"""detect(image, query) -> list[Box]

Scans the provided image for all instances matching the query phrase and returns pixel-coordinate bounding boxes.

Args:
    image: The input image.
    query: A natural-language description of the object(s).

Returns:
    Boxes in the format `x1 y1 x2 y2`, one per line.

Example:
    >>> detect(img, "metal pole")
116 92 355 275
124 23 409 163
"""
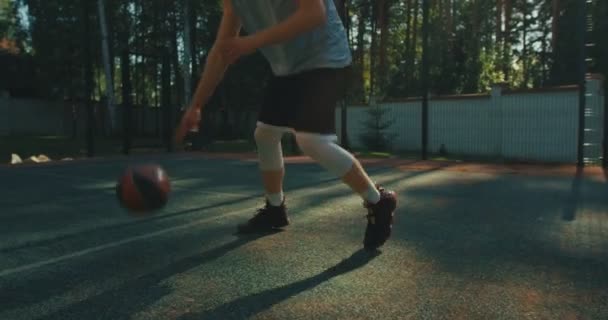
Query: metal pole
83 1 95 157
97 0 116 134
341 101 349 150
602 78 608 168
421 0 430 160
340 0 350 150
161 49 173 153
576 0 587 167
121 49 132 155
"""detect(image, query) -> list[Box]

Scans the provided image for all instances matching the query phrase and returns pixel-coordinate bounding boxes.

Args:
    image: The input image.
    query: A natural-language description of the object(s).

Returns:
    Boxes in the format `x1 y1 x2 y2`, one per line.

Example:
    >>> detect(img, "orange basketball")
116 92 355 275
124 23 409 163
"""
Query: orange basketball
116 164 171 215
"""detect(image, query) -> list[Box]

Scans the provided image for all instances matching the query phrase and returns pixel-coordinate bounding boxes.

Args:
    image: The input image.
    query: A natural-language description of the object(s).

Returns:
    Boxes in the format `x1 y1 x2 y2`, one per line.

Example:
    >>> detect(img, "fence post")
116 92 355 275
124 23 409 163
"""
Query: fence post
161 48 173 153
340 100 349 150
121 49 132 155
576 0 588 167
491 83 506 161
420 0 430 160
82 0 95 157
600 77 608 168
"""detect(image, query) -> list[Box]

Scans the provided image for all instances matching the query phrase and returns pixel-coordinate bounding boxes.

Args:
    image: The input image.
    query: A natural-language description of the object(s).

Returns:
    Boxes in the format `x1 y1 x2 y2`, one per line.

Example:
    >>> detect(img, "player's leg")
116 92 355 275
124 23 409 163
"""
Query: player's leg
294 132 397 250
254 122 287 206
293 132 380 203
291 67 398 250
237 76 294 234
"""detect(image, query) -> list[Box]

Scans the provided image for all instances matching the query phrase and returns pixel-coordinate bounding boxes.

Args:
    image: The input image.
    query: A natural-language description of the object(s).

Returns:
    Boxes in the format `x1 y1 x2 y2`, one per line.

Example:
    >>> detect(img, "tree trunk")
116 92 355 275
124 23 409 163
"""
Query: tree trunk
82 0 95 156
497 0 503 44
183 0 193 106
503 0 513 81
369 0 378 100
448 0 454 36
468 0 481 92
522 1 529 88
189 0 198 86
552 0 560 51
409 0 420 94
377 0 390 93
421 0 430 159
355 2 368 99
541 18 549 85
343 0 351 44
171 7 183 107
97 0 116 133
404 0 412 92
153 0 161 136
496 0 503 68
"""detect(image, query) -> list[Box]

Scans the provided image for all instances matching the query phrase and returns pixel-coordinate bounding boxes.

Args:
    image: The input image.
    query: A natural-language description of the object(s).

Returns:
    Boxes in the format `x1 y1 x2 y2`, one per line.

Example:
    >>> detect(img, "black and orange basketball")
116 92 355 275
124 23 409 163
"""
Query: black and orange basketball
116 164 171 215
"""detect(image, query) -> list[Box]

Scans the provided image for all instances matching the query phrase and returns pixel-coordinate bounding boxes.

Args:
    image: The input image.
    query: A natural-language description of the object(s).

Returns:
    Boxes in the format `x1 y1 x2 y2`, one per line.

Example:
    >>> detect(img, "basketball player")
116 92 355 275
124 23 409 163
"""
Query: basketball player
175 0 397 250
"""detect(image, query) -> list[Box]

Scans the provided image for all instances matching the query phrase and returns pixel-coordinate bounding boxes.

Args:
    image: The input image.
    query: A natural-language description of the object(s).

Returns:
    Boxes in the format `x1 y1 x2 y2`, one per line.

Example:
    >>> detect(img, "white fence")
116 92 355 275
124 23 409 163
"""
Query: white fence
1 78 605 163
336 78 605 163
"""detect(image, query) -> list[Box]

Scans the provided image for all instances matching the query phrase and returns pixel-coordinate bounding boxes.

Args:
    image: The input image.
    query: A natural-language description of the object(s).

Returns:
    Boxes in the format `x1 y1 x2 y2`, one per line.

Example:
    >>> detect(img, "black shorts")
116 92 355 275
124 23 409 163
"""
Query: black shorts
258 66 351 134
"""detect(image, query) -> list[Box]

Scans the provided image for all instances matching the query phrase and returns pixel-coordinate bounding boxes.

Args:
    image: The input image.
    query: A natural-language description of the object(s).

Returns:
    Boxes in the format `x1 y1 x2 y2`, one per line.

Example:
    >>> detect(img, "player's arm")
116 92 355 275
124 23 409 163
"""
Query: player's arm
190 0 241 112
174 0 241 144
248 0 327 49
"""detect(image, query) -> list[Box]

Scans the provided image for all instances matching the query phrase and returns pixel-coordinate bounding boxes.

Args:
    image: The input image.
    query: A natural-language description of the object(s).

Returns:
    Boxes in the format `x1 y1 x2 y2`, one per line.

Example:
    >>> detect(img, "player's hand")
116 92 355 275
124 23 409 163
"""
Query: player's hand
174 107 201 145
217 36 257 65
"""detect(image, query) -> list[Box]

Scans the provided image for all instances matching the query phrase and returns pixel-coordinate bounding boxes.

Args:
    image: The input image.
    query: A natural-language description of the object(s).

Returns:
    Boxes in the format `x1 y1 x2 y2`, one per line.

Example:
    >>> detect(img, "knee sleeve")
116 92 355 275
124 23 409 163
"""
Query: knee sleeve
295 132 355 177
254 123 286 171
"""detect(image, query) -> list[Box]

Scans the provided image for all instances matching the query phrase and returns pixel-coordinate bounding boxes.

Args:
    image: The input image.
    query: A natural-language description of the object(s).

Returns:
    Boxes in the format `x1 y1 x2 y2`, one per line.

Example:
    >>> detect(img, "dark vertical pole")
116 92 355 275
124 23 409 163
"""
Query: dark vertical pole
83 1 95 157
340 0 350 150
121 49 132 155
576 0 587 167
603 1 608 168
421 0 430 160
602 78 608 168
162 49 173 152
341 101 349 150
604 78 608 168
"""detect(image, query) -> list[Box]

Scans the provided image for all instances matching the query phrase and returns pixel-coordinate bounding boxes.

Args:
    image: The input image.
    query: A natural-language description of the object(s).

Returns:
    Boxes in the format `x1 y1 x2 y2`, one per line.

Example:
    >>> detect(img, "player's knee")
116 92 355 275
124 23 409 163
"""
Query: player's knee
294 132 324 157
295 132 355 177
254 125 283 146
254 125 285 171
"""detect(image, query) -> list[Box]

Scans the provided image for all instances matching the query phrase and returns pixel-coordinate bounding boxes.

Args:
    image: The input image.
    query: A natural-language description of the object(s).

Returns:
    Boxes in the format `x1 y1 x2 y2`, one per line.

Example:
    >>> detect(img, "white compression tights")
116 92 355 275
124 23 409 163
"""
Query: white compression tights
254 122 381 204
254 123 355 177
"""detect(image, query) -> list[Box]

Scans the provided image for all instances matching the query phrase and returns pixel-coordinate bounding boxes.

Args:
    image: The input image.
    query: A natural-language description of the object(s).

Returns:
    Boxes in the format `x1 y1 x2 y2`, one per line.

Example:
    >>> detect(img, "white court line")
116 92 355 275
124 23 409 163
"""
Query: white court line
13 170 255 198
0 179 349 278
0 170 413 279
0 207 251 278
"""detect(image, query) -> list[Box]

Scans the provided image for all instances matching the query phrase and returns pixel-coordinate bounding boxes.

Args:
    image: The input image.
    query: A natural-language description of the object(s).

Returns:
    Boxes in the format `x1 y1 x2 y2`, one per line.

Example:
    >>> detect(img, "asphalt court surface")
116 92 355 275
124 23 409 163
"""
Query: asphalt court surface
1 154 607 319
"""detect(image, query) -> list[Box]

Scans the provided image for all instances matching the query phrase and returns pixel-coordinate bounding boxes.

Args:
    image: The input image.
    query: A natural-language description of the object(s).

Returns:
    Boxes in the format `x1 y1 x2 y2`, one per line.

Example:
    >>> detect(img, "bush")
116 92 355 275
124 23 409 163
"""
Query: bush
358 101 396 152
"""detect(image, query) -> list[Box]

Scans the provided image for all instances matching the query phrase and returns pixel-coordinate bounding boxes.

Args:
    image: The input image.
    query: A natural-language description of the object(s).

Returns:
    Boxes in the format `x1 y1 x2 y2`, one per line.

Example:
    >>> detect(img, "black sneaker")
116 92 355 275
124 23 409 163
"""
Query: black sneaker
363 186 397 250
237 199 290 234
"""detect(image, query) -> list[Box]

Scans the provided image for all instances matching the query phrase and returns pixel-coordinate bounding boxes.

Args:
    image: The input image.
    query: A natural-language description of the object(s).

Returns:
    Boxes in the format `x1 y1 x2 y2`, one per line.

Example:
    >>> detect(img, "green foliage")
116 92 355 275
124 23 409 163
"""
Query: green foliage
478 49 506 92
1 0 604 109
0 0 7 36
358 101 395 152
